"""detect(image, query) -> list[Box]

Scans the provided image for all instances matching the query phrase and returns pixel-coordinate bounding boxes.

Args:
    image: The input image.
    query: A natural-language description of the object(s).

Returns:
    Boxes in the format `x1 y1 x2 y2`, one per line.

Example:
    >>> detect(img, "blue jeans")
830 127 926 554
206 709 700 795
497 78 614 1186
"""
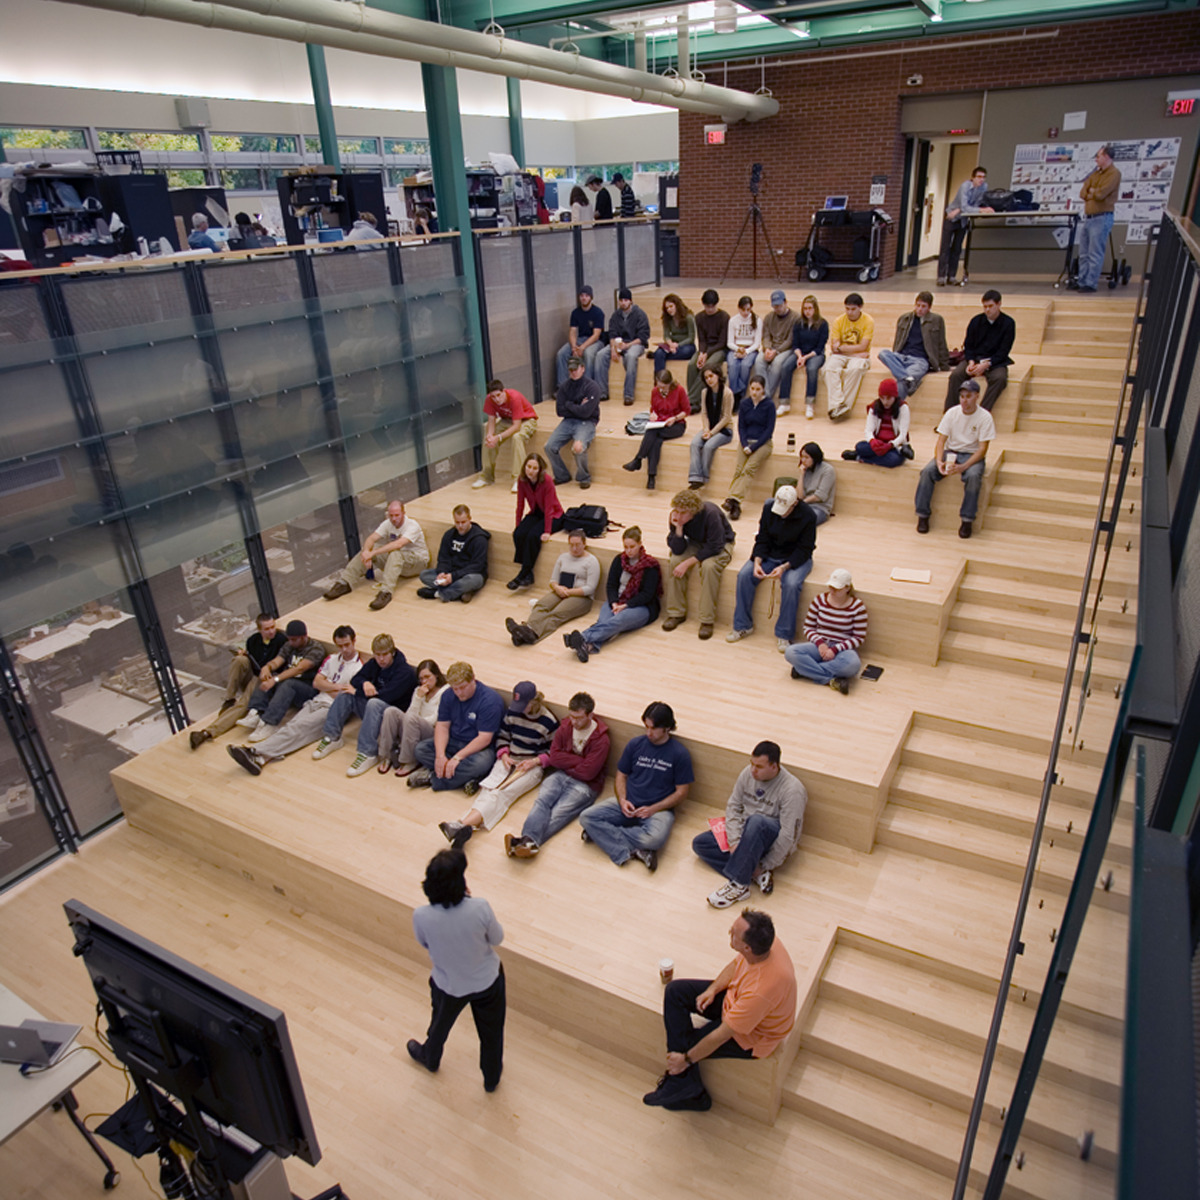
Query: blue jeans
248 678 317 726
754 351 798 403
414 736 497 792
727 351 758 397
579 796 674 866
854 439 904 468
545 418 596 484
322 690 390 753
653 342 695 374
556 340 603 387
1076 211 1113 289
418 567 485 601
688 427 732 484
594 343 644 402
799 353 825 400
785 641 861 683
521 773 599 845
692 814 781 886
915 450 985 522
877 350 930 399
581 601 652 648
732 556 812 640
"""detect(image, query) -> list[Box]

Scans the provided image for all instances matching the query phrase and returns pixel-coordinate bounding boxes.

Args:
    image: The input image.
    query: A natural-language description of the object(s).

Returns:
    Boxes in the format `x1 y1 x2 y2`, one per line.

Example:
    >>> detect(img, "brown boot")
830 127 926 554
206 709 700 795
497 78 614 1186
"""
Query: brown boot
369 590 392 610
323 580 352 600
189 729 212 750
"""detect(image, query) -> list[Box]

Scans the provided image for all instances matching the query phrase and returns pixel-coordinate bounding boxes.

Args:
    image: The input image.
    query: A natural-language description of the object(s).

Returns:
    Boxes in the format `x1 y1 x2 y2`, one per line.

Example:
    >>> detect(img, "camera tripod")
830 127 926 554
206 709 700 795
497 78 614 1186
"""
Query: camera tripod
720 200 784 285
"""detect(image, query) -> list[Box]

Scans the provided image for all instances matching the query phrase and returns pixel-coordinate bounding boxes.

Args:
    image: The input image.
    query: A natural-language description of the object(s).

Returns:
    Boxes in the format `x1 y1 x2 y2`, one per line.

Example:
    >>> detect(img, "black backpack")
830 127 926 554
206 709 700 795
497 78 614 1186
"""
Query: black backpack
981 188 1015 212
563 504 617 538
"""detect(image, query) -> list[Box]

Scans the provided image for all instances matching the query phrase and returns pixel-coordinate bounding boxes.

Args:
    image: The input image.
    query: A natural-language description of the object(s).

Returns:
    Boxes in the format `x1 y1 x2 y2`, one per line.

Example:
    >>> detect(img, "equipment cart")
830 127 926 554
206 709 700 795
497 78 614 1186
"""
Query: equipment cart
797 209 891 283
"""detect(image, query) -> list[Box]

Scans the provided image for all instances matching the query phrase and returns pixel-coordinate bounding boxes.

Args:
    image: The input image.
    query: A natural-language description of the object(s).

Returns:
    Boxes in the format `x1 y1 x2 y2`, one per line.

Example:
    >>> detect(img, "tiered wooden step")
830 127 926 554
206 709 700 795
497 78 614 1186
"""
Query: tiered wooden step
784 932 1121 1200
876 715 1130 908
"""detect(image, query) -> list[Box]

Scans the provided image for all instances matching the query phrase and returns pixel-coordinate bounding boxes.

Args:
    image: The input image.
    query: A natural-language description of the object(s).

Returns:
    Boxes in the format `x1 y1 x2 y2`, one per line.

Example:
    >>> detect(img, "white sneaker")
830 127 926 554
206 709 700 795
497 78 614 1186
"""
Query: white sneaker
756 869 774 895
725 627 753 643
346 753 378 777
776 638 790 653
311 736 343 760
707 880 750 908
471 478 491 489
511 481 520 493
247 722 273 743
235 711 260 730
776 404 790 416
805 404 815 419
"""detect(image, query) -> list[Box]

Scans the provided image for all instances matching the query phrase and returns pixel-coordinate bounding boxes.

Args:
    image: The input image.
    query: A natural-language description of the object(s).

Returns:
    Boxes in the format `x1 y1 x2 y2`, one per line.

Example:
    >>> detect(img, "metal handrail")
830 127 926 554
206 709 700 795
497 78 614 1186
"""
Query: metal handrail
950 234 1155 1198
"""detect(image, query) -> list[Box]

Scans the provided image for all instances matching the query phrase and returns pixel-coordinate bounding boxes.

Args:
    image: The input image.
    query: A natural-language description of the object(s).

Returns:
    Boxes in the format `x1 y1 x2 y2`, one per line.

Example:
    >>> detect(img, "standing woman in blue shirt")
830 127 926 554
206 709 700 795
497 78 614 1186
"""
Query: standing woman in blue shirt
408 849 506 1092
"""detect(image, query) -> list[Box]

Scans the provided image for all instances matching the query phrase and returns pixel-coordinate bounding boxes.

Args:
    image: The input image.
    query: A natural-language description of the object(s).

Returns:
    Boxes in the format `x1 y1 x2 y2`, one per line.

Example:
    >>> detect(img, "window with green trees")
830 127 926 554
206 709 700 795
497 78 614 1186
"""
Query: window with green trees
0 127 88 150
210 133 299 154
99 130 202 152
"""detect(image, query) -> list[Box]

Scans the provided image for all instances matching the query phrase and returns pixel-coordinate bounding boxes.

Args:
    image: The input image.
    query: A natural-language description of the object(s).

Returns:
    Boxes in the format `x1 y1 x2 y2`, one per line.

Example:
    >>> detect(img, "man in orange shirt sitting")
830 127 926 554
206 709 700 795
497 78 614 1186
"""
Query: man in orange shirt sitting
643 909 797 1110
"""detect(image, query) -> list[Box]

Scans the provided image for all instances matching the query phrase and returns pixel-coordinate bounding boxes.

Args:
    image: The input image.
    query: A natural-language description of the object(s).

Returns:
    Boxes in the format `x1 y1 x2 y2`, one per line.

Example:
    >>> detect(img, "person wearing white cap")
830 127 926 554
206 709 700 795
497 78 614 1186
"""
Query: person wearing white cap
784 569 868 693
726 485 817 652
821 293 874 420
437 681 558 849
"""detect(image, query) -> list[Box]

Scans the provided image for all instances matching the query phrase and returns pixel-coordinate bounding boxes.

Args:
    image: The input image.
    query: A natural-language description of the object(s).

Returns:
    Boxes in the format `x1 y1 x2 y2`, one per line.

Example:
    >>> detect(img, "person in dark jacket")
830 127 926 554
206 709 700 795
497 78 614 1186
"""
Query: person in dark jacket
687 289 730 413
726 485 818 651
595 288 651 405
613 172 637 218
564 527 662 662
544 357 603 488
589 175 614 221
943 290 1016 413
418 505 491 602
663 489 736 641
311 632 417 777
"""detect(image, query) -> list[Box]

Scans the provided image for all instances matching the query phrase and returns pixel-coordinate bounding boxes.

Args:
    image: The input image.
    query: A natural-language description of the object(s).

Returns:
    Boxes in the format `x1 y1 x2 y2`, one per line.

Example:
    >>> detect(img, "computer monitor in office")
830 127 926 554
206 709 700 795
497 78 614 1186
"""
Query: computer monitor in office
63 899 321 1168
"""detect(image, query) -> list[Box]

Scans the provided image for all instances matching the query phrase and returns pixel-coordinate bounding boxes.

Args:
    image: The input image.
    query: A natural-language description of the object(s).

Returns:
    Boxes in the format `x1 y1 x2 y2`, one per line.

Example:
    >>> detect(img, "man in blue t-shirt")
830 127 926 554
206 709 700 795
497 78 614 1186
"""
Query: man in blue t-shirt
579 701 693 871
411 661 505 792
554 284 606 387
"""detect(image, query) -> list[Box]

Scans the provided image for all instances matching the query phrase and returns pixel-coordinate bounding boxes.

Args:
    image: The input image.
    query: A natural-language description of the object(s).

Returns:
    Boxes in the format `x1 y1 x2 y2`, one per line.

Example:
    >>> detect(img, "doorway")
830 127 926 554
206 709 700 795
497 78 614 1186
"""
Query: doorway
898 137 980 272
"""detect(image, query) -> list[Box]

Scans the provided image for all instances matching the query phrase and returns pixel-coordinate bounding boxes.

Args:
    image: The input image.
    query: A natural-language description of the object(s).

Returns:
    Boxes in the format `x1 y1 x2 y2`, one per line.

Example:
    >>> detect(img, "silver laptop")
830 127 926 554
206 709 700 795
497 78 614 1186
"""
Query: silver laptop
0 1020 82 1067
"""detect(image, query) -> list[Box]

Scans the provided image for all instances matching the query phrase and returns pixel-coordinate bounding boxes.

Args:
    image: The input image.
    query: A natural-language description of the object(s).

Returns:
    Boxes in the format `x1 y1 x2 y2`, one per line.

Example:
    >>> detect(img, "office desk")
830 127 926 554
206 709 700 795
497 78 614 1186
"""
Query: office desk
0 984 118 1189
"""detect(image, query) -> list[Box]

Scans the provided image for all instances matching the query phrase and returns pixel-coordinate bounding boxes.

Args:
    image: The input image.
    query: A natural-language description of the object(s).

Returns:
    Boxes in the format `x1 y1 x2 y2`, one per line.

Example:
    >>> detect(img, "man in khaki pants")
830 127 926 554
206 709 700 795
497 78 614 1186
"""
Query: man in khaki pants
189 613 286 749
323 499 429 611
474 379 538 492
663 489 735 641
722 377 775 523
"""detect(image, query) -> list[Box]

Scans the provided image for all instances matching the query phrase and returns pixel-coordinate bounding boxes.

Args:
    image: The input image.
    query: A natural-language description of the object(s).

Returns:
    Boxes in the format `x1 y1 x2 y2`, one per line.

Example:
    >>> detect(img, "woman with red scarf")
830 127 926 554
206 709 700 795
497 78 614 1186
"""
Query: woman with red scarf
563 526 662 662
510 453 565 589
623 370 690 490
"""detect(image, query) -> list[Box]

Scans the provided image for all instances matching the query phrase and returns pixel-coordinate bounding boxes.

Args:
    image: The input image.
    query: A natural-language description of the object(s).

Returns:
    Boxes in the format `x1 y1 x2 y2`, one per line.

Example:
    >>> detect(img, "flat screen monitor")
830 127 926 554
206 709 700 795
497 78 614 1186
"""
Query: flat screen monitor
64 899 321 1167
823 195 849 211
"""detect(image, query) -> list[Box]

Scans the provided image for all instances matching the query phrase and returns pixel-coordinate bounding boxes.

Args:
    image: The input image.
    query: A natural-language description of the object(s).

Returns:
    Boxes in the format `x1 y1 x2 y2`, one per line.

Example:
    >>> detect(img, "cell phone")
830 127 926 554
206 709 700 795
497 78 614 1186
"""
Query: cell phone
860 664 884 681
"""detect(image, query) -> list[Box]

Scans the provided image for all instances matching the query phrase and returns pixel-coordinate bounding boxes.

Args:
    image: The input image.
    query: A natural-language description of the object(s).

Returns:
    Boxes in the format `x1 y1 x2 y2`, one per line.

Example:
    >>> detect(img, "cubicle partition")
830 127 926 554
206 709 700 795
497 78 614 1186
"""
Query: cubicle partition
0 236 478 886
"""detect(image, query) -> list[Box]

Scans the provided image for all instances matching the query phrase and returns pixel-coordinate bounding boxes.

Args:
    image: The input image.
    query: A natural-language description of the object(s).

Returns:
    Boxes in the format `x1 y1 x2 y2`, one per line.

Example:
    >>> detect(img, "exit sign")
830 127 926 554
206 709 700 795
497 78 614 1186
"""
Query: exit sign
704 124 727 145
1166 89 1200 117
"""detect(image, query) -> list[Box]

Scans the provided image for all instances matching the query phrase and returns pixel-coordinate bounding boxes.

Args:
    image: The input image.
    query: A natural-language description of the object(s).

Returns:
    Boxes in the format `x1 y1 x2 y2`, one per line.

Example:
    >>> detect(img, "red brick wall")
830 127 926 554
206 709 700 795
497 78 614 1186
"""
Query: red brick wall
679 11 1200 279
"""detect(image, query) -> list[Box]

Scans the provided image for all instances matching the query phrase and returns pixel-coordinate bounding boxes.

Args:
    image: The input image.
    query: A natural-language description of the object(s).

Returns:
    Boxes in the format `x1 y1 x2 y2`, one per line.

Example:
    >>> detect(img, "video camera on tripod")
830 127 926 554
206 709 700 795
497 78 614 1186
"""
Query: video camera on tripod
749 163 763 197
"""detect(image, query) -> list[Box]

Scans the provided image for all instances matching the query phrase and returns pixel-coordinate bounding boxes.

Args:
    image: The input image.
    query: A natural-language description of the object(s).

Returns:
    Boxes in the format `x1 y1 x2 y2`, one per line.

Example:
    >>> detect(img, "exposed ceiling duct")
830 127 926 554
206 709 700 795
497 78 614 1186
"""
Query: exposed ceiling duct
47 0 779 122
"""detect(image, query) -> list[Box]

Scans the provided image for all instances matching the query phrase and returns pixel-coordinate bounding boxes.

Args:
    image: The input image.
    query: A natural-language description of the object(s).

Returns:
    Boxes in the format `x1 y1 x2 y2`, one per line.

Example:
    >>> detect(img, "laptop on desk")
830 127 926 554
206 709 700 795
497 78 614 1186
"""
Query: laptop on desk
0 1020 82 1067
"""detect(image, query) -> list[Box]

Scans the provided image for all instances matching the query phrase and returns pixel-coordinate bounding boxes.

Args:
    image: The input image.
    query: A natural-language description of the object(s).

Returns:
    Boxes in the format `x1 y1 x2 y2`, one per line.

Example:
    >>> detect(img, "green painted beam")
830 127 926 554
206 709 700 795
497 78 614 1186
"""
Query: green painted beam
507 76 526 168
306 44 340 171
421 60 487 408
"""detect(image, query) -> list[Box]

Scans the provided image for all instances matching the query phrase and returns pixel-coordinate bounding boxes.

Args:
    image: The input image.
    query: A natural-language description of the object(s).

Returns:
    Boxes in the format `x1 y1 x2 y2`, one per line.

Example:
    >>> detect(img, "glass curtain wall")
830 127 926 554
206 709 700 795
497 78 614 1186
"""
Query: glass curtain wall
0 238 477 869
479 234 536 401
531 228 579 401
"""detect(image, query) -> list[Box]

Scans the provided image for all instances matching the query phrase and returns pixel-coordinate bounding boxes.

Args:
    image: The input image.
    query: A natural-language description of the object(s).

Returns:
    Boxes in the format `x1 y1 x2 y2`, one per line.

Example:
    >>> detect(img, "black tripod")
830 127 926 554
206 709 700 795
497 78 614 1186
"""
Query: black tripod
720 200 784 284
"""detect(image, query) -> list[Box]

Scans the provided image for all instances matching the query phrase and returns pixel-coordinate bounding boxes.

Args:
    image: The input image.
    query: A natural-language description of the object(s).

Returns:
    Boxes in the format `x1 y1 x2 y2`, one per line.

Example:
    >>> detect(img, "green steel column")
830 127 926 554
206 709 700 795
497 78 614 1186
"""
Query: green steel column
306 44 341 170
506 76 526 168
421 60 487 396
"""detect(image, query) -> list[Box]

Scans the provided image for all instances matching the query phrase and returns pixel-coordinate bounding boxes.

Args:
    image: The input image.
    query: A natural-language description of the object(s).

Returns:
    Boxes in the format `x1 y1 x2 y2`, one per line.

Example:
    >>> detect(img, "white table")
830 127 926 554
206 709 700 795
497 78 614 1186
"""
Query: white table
0 984 118 1189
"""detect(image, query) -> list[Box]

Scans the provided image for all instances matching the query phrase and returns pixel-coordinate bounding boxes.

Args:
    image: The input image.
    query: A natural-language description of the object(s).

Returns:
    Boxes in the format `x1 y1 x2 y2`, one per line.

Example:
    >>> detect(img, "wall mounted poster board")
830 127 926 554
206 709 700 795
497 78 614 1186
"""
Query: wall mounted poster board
1009 137 1181 242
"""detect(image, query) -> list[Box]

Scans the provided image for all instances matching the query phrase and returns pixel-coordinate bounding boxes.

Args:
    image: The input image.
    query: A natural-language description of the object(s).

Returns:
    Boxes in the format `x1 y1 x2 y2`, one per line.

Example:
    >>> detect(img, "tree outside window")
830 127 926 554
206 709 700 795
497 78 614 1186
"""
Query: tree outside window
99 130 202 152
0 127 87 150
211 133 299 154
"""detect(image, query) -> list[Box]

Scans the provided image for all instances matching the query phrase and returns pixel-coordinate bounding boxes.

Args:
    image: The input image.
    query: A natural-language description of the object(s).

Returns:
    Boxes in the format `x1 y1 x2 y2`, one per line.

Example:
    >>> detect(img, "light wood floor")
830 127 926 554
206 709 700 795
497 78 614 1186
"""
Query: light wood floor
0 280 1140 1200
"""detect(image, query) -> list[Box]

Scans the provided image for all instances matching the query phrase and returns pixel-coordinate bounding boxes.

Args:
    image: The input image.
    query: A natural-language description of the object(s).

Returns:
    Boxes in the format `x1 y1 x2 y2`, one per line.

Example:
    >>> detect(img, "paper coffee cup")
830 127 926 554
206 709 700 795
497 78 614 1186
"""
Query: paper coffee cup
659 957 674 984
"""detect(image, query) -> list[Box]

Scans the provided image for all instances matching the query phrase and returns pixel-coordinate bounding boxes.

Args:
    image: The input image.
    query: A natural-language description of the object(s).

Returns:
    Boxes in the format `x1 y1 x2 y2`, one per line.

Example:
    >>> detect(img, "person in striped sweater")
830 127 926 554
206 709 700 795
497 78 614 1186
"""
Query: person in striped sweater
438 681 559 848
784 568 868 693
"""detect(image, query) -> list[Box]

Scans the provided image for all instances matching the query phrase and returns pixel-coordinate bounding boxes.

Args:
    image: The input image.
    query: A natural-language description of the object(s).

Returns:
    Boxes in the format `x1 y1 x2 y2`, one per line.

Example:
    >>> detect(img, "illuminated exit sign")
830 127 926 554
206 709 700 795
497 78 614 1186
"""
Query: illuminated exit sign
1166 89 1200 117
704 124 727 145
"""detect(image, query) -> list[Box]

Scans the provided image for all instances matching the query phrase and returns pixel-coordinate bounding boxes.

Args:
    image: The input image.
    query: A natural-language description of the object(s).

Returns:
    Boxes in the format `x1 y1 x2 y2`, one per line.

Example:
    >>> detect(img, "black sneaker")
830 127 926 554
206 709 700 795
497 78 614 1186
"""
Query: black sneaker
407 1040 435 1072
416 587 437 599
632 848 658 872
664 1087 713 1112
564 630 589 663
900 444 915 460
841 449 857 461
643 1066 704 1106
227 744 263 776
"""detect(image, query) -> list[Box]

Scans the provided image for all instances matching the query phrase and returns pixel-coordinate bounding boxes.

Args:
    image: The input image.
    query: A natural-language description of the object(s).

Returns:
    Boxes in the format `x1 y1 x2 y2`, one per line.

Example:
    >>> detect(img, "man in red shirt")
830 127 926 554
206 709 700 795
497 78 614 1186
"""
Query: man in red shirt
643 909 797 1110
473 379 538 494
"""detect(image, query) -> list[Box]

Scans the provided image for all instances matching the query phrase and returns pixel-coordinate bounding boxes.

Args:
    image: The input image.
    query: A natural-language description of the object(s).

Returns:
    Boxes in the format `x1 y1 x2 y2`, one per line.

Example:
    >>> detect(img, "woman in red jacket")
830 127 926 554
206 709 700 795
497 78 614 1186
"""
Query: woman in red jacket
510 453 565 589
623 369 689 490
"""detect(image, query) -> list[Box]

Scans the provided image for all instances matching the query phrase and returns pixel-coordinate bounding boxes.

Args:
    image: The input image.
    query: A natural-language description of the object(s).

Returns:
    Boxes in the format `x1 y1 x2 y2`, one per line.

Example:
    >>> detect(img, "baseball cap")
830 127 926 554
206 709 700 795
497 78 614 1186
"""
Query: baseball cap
771 484 798 515
827 568 853 589
285 619 307 637
579 284 594 298
878 378 899 398
959 379 981 394
617 287 632 301
510 681 537 712
770 289 787 305
567 355 585 369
